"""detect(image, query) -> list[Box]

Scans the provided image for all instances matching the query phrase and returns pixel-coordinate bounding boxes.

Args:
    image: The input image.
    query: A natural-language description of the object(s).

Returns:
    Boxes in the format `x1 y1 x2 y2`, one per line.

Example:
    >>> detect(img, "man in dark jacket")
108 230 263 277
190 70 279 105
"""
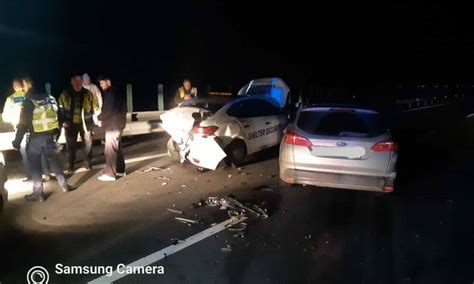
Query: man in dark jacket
97 76 127 181
12 78 71 201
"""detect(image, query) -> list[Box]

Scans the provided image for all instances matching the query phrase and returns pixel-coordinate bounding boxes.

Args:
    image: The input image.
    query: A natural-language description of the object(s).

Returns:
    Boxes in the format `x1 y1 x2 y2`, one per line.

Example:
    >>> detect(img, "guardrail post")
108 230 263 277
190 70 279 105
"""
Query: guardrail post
126 84 133 113
158 84 164 111
45 82 51 96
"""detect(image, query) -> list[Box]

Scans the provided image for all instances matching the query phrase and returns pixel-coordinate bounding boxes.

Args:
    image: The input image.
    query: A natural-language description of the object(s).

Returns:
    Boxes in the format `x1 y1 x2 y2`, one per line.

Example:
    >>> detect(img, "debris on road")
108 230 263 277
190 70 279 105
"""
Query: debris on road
258 187 274 192
221 245 232 252
233 232 245 238
167 208 184 215
138 166 169 173
228 222 247 231
205 196 268 219
161 182 168 186
175 217 199 225
192 199 207 208
228 174 232 178
158 176 171 181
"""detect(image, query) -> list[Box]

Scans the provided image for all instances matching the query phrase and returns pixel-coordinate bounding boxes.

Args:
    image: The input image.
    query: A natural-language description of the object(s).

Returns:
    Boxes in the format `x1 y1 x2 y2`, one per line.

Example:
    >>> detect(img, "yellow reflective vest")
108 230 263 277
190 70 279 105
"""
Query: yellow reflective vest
31 97 59 132
58 89 100 125
2 90 26 127
177 86 197 99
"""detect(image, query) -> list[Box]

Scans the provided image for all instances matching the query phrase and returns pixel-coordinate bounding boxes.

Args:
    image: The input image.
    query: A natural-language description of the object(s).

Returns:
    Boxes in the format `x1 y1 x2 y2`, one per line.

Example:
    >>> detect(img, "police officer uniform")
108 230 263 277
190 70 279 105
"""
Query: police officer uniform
12 88 70 202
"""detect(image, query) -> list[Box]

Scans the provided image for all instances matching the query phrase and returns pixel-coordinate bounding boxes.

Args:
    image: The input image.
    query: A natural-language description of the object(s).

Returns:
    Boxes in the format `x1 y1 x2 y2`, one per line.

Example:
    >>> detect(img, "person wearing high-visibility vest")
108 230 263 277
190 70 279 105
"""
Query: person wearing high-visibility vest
174 79 198 106
58 75 100 172
2 79 53 182
12 77 71 202
2 79 30 176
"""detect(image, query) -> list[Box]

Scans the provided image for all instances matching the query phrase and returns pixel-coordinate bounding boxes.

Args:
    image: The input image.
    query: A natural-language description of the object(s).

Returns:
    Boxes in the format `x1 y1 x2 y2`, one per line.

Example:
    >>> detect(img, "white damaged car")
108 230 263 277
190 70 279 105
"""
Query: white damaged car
160 78 289 170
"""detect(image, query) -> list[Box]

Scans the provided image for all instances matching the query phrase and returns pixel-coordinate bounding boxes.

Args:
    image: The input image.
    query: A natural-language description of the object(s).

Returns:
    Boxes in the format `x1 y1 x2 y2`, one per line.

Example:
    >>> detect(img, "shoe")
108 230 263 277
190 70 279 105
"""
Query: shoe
24 193 45 202
98 174 116 182
116 172 126 177
42 175 52 182
84 161 92 170
62 184 73 193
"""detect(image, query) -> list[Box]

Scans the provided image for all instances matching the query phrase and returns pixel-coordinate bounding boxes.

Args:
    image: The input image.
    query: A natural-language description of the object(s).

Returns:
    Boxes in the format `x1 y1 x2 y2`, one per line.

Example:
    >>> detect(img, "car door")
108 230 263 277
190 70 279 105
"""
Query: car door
226 99 266 154
255 100 287 148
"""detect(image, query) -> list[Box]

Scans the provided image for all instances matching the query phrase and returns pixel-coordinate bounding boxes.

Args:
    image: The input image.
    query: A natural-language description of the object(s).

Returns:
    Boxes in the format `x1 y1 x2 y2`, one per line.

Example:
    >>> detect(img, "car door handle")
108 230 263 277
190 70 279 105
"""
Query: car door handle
243 124 250 128
265 121 271 125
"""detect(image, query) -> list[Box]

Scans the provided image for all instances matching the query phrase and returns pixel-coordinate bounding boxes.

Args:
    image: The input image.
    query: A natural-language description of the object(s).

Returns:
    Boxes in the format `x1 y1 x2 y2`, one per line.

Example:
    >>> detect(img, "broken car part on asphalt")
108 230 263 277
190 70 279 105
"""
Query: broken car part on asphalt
205 196 268 219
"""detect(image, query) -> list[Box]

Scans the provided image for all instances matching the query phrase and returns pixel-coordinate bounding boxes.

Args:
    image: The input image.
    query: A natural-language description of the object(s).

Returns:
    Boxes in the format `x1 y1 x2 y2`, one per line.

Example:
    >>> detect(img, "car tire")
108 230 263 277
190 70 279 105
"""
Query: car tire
224 139 247 167
167 138 180 161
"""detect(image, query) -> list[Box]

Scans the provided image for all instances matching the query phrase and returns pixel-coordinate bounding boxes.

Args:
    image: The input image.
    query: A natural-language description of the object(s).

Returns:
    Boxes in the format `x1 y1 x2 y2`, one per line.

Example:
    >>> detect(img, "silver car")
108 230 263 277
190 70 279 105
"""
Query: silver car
279 105 398 192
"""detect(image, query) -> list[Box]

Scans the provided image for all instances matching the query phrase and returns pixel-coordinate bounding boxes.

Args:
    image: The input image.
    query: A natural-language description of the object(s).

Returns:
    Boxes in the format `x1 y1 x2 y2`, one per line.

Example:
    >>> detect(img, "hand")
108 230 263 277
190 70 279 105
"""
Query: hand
12 141 20 151
184 95 192 100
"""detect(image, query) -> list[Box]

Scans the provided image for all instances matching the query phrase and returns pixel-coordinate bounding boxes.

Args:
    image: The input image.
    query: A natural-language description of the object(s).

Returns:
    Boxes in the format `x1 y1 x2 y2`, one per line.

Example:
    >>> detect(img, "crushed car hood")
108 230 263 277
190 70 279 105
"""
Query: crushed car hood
237 77 289 109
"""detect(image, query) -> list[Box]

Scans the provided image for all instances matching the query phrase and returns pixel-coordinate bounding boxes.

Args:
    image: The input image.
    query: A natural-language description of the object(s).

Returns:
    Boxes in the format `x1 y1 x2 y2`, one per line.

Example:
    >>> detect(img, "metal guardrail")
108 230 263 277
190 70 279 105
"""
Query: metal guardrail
0 111 164 152
396 94 464 111
0 82 167 152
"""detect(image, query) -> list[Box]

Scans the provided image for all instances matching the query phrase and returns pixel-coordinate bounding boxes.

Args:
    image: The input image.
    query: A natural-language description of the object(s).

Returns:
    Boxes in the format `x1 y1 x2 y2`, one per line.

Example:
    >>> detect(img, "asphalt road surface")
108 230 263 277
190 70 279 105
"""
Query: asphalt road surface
1 118 474 283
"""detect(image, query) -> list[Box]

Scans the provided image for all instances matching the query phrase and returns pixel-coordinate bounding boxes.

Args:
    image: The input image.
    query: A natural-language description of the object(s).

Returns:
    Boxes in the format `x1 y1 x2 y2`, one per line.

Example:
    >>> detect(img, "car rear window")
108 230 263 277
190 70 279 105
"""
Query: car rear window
297 109 387 137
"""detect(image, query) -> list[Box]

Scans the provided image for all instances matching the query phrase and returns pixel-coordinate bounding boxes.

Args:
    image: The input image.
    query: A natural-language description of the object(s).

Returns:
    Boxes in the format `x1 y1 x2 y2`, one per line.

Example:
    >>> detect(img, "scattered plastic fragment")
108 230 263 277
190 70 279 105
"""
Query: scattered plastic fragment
167 208 184 214
175 217 199 224
228 222 247 232
139 166 168 173
221 245 232 252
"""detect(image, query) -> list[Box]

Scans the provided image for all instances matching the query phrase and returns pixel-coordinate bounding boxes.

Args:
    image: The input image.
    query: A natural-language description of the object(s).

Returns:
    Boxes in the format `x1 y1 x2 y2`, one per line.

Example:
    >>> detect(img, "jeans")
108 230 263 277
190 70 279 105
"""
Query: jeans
27 134 66 195
20 134 50 178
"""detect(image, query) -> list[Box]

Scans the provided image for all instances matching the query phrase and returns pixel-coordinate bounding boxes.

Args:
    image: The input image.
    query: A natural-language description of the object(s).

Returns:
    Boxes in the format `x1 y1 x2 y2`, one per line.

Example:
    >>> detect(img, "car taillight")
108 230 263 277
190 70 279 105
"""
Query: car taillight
193 125 219 136
371 138 398 152
284 130 313 147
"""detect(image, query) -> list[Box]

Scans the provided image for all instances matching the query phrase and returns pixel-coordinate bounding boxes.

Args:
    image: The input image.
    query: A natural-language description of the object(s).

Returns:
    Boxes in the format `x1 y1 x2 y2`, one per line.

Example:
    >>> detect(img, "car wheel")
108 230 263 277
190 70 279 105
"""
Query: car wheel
167 138 179 161
224 139 247 167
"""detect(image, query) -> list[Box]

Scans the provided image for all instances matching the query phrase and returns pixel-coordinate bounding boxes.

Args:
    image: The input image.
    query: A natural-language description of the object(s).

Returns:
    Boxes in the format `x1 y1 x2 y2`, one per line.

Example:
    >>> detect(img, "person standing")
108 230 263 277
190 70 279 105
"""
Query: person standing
97 76 127 181
82 73 103 126
174 79 197 105
58 75 100 172
2 79 30 178
12 77 71 202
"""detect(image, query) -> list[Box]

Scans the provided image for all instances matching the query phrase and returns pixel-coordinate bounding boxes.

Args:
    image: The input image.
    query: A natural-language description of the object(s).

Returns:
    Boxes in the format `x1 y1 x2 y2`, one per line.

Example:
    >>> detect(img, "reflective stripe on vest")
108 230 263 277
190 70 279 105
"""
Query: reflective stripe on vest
31 99 59 132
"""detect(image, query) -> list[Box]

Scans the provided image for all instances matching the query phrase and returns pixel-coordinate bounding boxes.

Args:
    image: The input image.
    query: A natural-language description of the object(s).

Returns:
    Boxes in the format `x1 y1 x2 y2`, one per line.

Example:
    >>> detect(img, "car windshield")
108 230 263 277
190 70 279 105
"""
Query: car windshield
297 109 387 137
179 97 233 113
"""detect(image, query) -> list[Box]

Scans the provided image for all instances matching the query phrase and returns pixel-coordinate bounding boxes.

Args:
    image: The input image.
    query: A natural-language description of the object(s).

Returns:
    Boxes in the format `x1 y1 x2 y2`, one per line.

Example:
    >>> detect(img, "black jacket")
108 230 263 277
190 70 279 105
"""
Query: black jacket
13 89 57 147
98 86 127 130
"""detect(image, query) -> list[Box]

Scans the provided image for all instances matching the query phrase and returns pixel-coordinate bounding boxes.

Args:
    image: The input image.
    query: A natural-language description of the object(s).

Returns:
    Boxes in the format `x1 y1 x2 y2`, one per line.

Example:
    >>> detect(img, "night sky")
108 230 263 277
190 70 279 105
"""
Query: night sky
1 0 473 109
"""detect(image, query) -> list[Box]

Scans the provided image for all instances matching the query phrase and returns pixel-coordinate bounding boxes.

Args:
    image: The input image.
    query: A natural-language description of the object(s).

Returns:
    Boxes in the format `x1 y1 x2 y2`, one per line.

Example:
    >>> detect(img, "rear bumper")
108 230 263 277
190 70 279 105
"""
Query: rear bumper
280 168 396 192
